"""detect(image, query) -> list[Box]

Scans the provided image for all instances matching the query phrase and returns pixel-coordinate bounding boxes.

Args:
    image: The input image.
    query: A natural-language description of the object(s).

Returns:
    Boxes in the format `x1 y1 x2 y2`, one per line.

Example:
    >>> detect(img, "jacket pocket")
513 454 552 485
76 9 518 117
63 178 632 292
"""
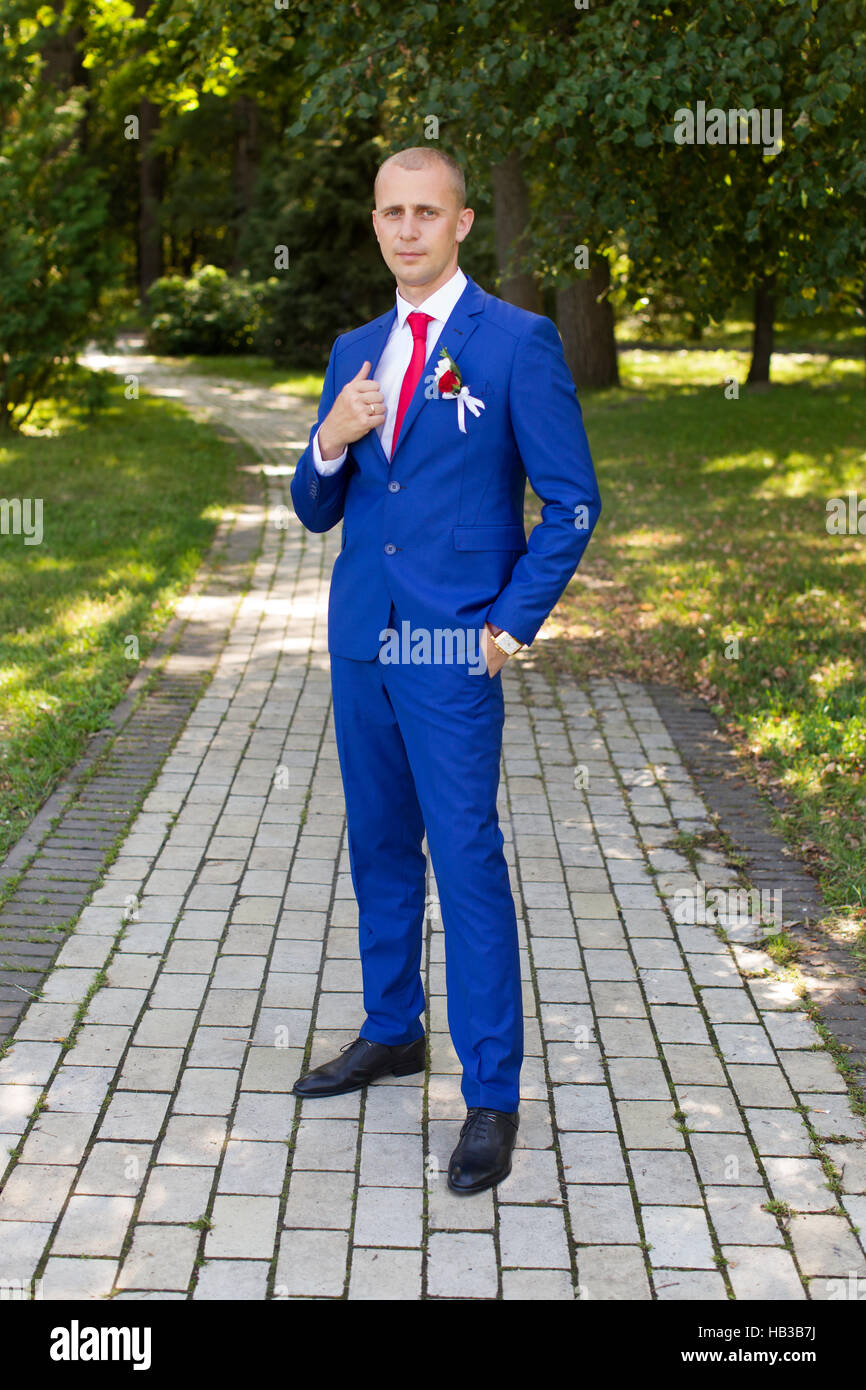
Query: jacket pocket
452 524 526 551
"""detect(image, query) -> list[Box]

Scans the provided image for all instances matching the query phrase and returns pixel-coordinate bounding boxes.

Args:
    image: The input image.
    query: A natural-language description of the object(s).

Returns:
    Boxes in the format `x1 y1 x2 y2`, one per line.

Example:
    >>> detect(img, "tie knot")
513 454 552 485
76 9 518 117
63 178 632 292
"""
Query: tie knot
407 311 432 341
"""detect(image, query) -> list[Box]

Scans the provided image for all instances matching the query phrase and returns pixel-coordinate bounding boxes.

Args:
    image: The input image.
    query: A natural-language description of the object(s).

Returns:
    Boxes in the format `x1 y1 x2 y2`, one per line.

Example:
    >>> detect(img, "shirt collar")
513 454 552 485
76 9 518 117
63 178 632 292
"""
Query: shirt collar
394 265 467 330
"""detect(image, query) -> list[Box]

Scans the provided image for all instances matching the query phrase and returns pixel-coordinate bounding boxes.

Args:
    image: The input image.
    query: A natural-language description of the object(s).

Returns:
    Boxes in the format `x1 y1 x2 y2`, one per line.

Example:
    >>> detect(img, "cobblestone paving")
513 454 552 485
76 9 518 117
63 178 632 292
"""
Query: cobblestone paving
1 352 864 1301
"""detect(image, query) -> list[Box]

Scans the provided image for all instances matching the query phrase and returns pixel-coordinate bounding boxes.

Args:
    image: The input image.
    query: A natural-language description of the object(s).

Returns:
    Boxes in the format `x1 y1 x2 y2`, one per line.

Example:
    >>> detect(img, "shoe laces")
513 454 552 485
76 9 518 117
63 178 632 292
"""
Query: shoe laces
460 1107 502 1140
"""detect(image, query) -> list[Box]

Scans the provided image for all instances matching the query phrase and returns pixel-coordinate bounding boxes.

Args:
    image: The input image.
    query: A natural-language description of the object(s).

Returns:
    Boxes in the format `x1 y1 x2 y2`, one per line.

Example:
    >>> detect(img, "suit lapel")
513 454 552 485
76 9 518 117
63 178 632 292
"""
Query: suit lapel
339 275 487 472
340 308 396 472
390 274 485 464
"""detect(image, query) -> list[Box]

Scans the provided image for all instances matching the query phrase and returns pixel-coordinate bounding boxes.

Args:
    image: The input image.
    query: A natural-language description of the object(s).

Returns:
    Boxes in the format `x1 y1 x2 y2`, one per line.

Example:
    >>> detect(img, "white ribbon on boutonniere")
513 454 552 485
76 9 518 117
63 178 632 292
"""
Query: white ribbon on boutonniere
434 347 485 434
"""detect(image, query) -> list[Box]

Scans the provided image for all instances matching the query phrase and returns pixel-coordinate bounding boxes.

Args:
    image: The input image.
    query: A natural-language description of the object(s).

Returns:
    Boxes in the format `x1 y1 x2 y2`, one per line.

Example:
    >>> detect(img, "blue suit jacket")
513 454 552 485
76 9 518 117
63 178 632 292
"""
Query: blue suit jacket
290 273 602 659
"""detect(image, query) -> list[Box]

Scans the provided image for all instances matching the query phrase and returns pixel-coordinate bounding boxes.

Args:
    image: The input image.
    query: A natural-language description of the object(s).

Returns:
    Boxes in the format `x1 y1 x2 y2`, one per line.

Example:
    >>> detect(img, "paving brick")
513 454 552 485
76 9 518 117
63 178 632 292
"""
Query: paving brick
566 1184 640 1244
499 1204 570 1269
704 1186 784 1246
0 1221 54 1281
788 1213 866 1277
41 1256 118 1300
348 1247 423 1300
219 1140 287 1197
743 1107 813 1156
726 1064 796 1109
116 1225 199 1291
642 1205 716 1268
763 1156 837 1212
724 1245 806 1298
76 1142 152 1196
139 1166 216 1222
631 1150 702 1206
824 1142 866 1195
427 1232 498 1298
617 1100 685 1149
353 1187 422 1248
54 1195 134 1256
19 1112 98 1165
654 1269 728 1299
0 1163 76 1222
205 1195 280 1259
574 1244 651 1300
778 1050 848 1094
274 1228 348 1298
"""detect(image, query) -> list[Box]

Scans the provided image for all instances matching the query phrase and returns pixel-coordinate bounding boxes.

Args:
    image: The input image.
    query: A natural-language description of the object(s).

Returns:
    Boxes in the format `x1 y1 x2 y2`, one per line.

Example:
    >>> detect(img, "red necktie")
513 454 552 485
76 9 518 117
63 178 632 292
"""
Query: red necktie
390 311 433 458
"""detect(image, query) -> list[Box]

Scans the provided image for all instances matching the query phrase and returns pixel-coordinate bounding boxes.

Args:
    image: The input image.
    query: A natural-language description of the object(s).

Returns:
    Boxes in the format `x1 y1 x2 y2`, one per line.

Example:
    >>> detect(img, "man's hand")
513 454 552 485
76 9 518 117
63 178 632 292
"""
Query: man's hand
482 622 510 678
318 360 385 459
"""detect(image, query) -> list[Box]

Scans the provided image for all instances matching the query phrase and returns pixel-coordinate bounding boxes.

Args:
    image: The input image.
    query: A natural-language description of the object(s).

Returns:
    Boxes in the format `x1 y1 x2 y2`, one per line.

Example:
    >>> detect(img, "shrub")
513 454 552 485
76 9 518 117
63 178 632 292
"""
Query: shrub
146 265 269 355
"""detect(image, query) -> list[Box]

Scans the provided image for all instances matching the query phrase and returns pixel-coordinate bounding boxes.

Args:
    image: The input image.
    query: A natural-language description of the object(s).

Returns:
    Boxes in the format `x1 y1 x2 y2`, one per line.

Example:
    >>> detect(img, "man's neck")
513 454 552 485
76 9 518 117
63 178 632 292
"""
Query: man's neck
395 261 461 307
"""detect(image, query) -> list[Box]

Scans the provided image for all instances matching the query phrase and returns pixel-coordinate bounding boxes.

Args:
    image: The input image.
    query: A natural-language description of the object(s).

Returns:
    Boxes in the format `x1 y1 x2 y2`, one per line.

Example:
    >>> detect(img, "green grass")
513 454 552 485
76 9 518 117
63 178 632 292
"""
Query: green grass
617 301 866 358
0 376 252 860
150 354 324 399
535 347 866 927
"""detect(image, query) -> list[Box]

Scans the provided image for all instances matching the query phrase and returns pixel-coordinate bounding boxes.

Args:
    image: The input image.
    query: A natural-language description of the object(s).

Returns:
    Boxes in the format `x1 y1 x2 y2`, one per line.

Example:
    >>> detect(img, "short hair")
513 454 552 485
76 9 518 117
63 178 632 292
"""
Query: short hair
374 147 466 210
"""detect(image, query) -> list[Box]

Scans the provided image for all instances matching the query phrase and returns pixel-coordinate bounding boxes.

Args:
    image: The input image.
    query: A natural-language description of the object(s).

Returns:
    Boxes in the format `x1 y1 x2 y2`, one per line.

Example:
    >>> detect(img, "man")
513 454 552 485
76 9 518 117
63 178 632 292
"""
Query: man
289 146 601 1194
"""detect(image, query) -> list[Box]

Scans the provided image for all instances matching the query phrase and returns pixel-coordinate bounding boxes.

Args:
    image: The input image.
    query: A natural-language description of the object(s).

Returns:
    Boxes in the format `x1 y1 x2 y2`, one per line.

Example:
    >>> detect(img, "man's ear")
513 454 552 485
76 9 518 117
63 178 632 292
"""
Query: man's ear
455 207 474 243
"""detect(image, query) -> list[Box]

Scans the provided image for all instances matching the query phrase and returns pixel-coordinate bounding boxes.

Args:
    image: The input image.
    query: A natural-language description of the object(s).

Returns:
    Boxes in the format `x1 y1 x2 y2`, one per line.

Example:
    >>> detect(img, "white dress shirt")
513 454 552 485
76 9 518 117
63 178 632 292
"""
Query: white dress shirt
312 266 468 474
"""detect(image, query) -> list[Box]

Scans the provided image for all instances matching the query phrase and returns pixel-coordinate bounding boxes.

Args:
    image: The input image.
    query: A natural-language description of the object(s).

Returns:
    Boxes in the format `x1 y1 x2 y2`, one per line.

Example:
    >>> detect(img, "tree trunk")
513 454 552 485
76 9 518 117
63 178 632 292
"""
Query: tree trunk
232 97 259 273
42 3 89 148
491 151 540 312
137 98 164 301
134 0 163 302
556 254 620 389
746 273 776 385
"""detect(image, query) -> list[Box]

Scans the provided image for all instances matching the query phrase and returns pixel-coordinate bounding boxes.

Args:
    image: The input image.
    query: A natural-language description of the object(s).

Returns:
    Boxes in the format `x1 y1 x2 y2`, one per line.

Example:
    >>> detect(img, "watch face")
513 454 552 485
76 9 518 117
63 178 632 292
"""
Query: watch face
495 632 520 656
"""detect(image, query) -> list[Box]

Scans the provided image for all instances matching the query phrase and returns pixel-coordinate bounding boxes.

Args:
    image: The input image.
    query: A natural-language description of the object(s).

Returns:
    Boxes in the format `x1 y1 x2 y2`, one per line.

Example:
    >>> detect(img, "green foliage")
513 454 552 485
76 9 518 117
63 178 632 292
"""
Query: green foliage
243 125 394 367
0 26 113 430
146 264 271 354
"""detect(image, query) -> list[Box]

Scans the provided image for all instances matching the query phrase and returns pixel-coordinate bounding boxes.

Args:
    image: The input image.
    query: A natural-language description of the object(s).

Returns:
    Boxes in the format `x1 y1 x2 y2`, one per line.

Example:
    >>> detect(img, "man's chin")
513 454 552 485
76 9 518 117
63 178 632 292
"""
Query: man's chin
392 257 434 280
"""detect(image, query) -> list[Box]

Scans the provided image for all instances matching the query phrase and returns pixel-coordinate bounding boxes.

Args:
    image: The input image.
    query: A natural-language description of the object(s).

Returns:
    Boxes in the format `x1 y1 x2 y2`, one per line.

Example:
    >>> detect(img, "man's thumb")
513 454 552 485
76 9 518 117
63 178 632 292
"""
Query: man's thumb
354 360 372 380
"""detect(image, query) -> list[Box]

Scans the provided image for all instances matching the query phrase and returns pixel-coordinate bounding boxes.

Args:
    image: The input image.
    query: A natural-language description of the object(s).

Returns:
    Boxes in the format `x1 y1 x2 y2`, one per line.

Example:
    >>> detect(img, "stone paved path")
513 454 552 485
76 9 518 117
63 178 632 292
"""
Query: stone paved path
1 350 864 1301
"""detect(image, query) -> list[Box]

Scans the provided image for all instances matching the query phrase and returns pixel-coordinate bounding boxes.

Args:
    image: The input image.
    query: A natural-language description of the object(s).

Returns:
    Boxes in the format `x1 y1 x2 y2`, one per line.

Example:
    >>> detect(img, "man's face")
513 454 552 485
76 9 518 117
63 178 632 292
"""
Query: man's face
372 163 473 293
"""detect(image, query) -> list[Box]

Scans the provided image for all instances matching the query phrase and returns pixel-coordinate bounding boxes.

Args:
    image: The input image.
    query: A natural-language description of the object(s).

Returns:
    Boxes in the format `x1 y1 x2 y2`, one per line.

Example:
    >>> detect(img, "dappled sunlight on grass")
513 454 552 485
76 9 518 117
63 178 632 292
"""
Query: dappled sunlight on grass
0 377 250 856
544 349 866 909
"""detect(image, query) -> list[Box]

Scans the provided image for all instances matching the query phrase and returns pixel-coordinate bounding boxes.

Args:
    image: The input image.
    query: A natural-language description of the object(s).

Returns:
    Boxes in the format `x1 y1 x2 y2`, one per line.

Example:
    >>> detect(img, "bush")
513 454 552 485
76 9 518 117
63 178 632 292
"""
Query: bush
0 81 112 431
146 265 270 355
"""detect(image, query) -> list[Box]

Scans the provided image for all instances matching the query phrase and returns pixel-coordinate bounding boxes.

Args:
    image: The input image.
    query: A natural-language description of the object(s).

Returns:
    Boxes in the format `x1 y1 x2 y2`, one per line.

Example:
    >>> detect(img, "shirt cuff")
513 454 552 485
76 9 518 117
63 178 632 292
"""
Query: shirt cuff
312 429 348 476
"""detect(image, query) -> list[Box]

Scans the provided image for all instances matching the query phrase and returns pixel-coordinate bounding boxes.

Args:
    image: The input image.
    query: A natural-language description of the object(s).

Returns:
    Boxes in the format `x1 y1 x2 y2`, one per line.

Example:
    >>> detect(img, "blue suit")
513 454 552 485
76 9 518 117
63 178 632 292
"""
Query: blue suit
290 273 601 1110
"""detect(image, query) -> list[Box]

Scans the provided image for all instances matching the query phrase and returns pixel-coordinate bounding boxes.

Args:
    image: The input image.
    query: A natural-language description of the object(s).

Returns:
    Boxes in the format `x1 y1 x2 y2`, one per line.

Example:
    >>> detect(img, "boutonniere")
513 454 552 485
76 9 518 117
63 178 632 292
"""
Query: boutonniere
434 347 485 434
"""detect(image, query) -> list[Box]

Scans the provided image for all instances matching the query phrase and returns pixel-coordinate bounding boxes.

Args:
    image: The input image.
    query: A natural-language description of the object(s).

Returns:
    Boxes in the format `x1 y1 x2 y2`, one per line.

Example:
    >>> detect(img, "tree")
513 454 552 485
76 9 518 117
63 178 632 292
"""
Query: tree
0 3 111 429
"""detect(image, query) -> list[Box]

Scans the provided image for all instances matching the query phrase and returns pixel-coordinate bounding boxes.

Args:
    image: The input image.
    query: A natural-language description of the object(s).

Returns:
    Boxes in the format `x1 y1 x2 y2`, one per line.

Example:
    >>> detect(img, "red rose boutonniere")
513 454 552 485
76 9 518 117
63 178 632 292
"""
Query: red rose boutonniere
433 346 485 434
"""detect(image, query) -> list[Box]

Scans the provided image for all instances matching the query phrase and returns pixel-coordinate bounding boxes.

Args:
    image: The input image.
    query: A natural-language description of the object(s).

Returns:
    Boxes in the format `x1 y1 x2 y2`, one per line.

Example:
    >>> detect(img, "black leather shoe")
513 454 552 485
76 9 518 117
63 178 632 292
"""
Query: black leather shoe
447 1107 520 1194
292 1035 426 1098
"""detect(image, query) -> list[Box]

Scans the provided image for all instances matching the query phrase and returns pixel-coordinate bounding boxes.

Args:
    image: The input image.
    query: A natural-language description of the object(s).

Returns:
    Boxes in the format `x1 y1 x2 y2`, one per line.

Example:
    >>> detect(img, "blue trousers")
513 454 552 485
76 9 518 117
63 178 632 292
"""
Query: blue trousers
329 605 523 1111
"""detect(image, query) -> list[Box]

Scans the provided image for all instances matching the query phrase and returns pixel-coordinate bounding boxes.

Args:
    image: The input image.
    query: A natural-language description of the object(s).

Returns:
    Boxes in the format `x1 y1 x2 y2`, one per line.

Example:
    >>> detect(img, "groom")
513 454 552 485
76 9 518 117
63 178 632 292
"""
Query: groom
289 146 601 1194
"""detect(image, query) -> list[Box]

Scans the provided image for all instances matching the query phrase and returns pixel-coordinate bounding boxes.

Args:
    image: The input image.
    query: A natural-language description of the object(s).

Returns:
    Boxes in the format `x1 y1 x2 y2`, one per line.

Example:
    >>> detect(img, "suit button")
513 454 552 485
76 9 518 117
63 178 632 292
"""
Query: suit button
387 480 400 493
384 543 396 555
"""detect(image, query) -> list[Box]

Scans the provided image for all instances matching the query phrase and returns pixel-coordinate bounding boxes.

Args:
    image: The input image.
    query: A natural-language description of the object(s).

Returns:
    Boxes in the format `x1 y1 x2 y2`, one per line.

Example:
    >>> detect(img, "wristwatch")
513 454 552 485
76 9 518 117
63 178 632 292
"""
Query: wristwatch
490 629 524 658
